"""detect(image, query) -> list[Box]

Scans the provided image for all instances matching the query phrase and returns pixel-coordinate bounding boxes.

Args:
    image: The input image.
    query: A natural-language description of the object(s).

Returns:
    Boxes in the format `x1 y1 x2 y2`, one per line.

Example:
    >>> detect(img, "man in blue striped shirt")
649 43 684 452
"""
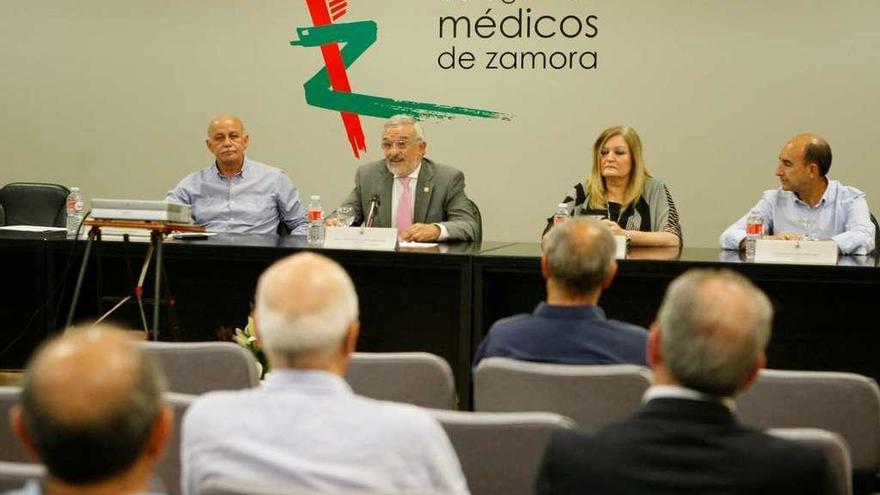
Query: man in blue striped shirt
720 133 875 255
167 115 309 235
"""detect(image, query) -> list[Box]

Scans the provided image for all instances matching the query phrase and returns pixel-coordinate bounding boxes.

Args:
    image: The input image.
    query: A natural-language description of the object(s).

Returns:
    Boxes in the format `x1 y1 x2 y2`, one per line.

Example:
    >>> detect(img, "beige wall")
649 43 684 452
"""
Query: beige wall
2 0 878 246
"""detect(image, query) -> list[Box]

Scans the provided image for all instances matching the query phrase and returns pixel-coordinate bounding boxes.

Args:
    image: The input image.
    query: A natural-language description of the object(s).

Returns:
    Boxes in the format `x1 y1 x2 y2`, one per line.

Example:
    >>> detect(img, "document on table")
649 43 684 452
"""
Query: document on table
0 225 66 232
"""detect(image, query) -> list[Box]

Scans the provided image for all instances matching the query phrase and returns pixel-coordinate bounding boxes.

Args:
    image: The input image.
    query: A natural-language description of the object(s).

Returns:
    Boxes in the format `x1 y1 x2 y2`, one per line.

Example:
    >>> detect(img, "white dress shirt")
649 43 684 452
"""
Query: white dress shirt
181 369 469 495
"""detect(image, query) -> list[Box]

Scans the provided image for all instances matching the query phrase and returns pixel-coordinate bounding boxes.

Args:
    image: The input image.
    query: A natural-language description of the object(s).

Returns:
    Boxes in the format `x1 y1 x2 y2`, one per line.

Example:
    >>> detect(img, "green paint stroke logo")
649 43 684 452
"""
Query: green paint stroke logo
291 0 510 158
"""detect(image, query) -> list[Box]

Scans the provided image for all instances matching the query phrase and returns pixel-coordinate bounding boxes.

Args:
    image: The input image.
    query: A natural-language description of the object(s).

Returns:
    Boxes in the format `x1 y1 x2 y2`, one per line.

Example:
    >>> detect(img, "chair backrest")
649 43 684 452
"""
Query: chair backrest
155 392 196 495
0 182 69 227
139 341 259 395
431 410 574 495
736 369 880 473
768 428 852 495
473 358 651 428
870 212 879 254
345 352 457 410
0 387 31 463
0 461 44 492
470 199 483 243
198 477 316 495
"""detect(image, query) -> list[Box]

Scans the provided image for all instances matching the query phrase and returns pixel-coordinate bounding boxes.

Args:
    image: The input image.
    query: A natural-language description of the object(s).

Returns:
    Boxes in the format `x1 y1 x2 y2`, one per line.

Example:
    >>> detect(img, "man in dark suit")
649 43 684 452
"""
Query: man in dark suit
536 269 833 495
327 115 480 242
473 217 647 367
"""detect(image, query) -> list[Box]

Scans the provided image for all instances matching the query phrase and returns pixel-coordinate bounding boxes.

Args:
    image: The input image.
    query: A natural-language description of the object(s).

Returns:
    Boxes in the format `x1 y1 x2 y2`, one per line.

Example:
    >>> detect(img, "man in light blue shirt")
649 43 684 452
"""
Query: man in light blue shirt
181 252 469 495
720 133 875 254
166 114 308 235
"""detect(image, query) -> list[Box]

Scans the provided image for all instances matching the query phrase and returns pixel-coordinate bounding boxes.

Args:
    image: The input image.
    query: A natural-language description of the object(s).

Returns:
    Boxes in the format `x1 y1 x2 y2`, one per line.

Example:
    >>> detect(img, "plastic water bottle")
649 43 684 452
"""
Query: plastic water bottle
307 195 325 245
66 187 85 238
553 203 570 226
745 210 763 259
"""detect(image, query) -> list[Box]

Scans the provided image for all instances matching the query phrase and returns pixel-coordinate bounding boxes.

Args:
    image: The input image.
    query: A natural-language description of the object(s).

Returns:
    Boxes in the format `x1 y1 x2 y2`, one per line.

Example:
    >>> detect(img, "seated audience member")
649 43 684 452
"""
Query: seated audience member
720 133 875 254
545 125 682 247
181 252 468 495
326 114 481 242
536 269 833 495
7 326 172 495
474 217 648 367
167 114 309 235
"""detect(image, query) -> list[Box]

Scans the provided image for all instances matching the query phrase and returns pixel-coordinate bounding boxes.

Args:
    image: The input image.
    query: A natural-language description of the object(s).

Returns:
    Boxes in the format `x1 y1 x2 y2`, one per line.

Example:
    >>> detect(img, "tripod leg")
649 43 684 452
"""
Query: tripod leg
65 228 97 329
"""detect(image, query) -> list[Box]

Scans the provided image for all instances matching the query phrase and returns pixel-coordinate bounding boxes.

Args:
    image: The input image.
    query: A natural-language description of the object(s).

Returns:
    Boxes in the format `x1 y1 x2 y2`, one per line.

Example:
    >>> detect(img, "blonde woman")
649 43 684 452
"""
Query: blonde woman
546 126 682 247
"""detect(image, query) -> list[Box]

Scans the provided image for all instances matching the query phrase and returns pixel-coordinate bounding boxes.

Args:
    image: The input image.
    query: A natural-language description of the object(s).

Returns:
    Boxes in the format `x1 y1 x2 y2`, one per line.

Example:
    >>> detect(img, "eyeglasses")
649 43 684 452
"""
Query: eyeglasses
381 140 415 151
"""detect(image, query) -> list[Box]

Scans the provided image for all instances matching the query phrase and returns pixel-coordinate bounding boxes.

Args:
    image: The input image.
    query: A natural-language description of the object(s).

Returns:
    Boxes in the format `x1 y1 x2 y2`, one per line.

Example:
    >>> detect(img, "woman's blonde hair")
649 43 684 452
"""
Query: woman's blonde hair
586 125 652 212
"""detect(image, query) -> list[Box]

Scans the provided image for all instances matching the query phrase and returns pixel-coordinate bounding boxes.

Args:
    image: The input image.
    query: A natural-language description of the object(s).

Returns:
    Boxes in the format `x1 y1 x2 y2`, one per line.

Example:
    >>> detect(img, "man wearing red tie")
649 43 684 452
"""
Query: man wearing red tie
327 115 481 242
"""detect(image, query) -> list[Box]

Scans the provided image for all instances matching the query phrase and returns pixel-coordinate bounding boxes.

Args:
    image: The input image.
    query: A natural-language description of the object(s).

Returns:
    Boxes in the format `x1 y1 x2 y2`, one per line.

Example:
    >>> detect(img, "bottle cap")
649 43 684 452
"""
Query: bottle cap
310 195 320 200
70 187 79 191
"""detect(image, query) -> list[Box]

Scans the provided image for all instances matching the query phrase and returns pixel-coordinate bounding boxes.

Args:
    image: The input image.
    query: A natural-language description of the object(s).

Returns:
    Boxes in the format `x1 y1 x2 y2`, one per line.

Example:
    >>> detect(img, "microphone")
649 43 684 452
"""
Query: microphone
365 194 380 228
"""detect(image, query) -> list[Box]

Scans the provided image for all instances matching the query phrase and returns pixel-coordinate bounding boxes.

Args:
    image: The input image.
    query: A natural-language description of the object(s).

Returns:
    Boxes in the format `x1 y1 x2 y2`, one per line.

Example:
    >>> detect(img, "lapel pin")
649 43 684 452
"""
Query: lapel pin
423 186 430 193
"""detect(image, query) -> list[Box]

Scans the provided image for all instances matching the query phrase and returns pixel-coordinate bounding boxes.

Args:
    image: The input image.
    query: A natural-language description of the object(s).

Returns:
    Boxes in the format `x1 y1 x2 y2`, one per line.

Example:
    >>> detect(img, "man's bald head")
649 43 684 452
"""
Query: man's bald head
656 269 772 397
254 253 359 366
543 218 617 296
16 326 167 484
207 114 246 137
788 132 832 176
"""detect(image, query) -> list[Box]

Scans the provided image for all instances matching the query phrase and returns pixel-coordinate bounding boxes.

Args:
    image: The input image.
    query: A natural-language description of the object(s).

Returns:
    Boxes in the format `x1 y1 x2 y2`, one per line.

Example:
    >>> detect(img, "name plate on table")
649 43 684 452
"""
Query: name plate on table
323 227 398 251
754 239 838 265
614 235 627 259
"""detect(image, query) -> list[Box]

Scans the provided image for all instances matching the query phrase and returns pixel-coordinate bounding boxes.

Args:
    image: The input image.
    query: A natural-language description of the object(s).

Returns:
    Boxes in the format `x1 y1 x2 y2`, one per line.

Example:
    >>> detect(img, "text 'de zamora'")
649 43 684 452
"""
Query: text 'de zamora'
438 47 597 70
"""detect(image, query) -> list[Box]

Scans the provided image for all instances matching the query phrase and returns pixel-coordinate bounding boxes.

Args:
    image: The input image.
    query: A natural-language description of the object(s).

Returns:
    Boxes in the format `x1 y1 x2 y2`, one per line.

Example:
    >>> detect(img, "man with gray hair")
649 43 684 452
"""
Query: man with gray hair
180 252 469 495
473 217 647 366
536 269 832 494
8 326 173 495
327 114 481 242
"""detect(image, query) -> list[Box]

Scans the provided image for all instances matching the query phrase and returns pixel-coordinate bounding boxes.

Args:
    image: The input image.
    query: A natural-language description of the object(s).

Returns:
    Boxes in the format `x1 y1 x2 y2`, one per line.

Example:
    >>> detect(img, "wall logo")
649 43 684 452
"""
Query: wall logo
291 0 509 158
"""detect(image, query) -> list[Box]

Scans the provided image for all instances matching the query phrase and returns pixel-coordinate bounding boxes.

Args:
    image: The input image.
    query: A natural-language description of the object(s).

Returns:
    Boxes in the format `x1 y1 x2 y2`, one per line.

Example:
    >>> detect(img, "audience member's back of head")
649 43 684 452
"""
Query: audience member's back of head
11 325 170 487
543 218 616 295
254 252 359 368
656 269 773 397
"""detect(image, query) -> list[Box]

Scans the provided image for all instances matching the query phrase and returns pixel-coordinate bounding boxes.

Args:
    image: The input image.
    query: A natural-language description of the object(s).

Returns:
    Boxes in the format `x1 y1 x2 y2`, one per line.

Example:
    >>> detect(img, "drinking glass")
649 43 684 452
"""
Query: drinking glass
336 206 355 227
798 211 816 241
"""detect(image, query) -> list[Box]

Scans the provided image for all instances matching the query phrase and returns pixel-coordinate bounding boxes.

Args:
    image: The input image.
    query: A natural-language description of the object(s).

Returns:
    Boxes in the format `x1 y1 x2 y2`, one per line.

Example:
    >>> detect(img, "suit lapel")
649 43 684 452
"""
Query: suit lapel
377 167 393 228
414 159 435 223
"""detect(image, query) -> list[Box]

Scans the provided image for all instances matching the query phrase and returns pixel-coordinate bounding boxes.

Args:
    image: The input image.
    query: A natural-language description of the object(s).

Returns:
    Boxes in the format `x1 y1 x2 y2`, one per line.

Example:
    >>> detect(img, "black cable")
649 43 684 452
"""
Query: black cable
0 210 92 360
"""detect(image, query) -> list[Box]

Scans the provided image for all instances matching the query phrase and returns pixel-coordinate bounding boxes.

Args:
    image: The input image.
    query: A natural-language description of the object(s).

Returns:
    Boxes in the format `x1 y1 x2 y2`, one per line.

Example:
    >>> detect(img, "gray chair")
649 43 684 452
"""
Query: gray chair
345 352 457 410
431 410 574 495
0 387 30 463
0 182 69 227
769 428 852 495
156 392 196 495
198 478 321 495
0 461 44 492
474 358 651 428
737 369 880 474
139 342 259 395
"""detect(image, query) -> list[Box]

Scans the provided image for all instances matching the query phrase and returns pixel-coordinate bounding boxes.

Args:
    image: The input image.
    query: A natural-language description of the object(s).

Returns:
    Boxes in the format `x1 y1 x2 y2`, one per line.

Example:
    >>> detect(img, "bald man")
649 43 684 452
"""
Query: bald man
720 133 875 254
8 326 172 495
166 114 309 235
473 218 647 367
181 252 468 495
536 269 833 494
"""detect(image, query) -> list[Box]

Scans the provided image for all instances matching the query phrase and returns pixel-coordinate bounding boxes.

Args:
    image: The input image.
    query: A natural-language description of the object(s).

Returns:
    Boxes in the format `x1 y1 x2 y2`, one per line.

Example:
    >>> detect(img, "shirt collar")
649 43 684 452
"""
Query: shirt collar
263 368 353 396
643 384 736 411
533 302 605 320
212 156 250 179
793 178 836 207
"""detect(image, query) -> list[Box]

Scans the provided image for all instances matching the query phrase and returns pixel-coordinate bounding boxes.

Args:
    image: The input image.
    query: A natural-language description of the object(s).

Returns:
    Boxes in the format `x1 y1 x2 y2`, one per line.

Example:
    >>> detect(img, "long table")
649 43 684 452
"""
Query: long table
1 232 878 407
